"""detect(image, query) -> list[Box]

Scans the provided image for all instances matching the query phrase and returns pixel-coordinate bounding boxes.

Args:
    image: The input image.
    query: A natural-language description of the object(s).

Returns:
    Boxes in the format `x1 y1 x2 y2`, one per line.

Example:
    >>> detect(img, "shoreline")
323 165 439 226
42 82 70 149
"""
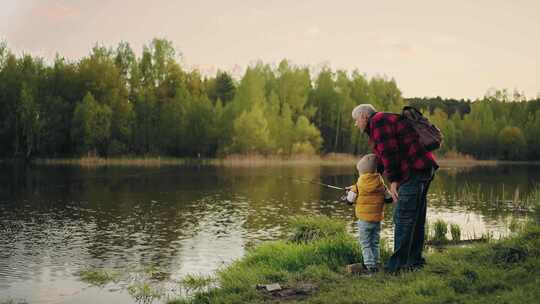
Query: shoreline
71 217 540 304
3 155 539 167
165 219 539 304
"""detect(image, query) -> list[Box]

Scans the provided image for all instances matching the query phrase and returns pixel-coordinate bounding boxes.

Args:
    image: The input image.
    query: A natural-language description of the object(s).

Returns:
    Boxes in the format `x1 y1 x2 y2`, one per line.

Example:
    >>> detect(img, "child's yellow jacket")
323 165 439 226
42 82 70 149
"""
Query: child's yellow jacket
350 173 385 222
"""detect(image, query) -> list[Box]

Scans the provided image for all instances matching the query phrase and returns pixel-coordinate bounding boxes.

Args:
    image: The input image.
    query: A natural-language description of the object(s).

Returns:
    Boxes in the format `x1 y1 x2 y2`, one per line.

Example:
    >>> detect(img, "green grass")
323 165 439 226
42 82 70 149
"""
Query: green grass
168 217 540 304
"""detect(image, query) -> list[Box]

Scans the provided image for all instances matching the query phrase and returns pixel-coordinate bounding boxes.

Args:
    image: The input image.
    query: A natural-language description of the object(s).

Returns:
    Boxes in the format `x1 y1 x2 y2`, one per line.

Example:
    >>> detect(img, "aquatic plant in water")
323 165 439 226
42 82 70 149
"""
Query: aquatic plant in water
433 219 448 244
127 281 163 304
77 268 121 286
450 223 461 243
181 274 216 292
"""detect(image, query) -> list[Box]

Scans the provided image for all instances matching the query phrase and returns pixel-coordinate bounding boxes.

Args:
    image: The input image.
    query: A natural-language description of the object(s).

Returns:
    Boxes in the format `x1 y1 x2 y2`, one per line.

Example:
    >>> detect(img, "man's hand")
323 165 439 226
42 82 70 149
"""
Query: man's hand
390 182 399 204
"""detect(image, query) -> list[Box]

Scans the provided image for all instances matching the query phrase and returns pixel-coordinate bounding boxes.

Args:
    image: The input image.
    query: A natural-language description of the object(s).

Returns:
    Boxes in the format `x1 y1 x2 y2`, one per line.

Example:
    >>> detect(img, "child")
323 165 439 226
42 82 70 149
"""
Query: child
345 154 391 273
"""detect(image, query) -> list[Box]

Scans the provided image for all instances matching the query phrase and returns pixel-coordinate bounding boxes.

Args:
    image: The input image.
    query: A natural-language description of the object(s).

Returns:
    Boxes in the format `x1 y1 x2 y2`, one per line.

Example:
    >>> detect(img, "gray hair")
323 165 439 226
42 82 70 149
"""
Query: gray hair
351 104 377 120
356 154 378 174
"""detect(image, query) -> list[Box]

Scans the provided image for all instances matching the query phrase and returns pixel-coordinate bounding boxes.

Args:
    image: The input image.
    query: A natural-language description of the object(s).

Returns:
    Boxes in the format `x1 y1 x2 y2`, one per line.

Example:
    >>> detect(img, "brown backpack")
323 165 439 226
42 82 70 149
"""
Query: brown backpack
401 106 443 151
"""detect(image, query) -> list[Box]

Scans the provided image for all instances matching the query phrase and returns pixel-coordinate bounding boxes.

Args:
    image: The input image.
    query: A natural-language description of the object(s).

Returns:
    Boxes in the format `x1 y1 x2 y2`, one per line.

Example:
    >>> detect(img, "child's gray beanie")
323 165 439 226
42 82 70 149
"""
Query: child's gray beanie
356 154 378 174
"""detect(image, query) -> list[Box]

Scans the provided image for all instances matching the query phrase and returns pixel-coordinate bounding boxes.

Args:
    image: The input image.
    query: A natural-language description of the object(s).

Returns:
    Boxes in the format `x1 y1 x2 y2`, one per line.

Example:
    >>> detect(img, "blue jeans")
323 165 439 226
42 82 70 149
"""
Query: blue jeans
357 220 381 269
386 168 435 272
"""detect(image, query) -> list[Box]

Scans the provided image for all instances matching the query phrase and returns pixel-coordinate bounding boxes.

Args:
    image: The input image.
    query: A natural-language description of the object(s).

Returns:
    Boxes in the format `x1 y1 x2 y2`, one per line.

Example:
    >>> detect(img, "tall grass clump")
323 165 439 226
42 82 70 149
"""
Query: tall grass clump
433 219 448 244
288 215 348 243
450 223 461 243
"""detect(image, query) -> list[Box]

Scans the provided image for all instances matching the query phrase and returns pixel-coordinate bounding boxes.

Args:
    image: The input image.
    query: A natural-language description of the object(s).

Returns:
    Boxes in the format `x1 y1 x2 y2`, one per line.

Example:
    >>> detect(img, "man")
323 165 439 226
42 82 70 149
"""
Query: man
352 104 438 273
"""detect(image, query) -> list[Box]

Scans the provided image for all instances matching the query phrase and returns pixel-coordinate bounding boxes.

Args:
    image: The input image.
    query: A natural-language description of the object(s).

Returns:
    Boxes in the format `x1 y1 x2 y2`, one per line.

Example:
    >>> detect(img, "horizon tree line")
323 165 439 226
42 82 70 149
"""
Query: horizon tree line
1 39 539 161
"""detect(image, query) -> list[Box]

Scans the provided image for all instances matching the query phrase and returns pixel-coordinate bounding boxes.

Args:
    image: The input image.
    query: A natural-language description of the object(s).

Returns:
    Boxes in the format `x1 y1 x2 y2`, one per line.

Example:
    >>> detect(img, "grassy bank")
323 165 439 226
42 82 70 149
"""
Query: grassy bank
168 216 540 304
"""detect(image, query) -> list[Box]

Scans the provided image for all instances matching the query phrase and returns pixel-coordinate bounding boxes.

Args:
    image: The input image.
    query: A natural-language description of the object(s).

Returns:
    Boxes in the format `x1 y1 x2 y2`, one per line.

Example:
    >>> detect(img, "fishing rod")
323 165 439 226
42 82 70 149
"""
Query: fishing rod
288 177 346 191
307 180 345 190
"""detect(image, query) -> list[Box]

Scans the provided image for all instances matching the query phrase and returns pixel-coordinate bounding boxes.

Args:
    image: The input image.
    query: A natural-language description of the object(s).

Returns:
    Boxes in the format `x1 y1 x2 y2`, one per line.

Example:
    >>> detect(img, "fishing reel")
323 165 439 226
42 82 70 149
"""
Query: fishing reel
339 189 356 205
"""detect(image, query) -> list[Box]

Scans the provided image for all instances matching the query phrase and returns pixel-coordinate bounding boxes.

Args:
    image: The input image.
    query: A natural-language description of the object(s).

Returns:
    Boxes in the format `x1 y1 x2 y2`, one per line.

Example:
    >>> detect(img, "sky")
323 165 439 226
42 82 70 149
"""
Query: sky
1 0 539 99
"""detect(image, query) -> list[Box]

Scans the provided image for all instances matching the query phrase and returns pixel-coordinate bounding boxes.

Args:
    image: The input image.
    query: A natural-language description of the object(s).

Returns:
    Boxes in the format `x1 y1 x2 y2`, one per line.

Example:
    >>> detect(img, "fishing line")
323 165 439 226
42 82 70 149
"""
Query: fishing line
285 176 346 191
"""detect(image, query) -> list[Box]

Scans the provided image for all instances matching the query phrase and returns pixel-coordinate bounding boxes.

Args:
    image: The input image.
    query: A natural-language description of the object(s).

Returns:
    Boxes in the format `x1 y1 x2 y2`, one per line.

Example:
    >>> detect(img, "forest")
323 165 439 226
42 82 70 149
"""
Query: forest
1 38 539 160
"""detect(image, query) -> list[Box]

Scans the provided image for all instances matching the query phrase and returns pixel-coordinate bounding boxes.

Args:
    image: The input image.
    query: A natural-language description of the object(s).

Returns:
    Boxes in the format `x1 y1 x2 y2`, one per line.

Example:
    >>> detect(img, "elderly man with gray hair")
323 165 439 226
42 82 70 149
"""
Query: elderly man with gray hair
352 104 438 273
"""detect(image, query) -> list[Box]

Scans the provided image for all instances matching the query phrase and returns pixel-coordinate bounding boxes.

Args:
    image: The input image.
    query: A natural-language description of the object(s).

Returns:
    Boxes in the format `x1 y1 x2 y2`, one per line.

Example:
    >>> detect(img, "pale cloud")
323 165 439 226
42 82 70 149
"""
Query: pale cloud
375 36 417 57
391 42 416 55
432 34 457 46
306 26 321 38
31 2 79 22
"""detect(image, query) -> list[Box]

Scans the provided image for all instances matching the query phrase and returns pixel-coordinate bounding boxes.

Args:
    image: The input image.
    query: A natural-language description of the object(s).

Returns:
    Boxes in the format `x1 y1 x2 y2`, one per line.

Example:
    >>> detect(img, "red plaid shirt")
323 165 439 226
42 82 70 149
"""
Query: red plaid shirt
365 112 438 184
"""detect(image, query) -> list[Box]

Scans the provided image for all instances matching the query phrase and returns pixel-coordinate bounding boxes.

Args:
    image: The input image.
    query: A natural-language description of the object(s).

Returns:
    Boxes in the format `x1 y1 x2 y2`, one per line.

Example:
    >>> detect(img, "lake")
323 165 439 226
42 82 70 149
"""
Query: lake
0 163 538 304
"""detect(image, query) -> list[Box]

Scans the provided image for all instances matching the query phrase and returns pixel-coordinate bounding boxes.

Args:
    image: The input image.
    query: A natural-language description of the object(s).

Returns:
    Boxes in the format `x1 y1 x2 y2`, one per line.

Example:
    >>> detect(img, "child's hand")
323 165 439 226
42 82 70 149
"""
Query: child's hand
345 190 357 205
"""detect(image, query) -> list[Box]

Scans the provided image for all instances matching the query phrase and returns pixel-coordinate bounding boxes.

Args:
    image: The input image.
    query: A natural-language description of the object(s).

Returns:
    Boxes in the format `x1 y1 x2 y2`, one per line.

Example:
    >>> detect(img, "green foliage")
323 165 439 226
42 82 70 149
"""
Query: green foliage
407 96 471 118
207 71 236 104
17 83 42 157
293 116 322 154
291 141 316 155
276 59 311 119
230 104 272 154
71 92 112 154
1 40 540 159
498 126 527 160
